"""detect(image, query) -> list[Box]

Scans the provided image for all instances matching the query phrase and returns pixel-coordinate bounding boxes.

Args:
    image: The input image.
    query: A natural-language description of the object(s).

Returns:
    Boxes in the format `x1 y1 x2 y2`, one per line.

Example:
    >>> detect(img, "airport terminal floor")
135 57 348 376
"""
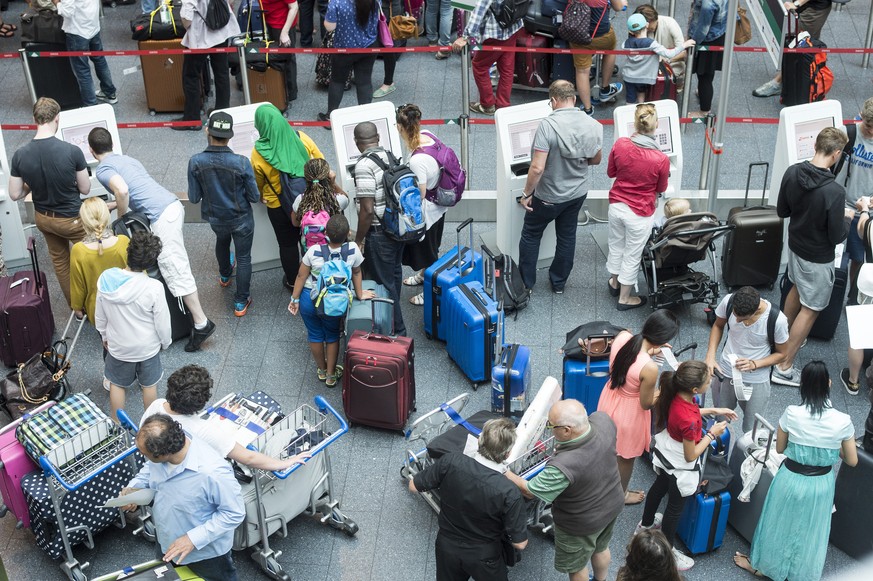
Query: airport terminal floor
2 1 873 579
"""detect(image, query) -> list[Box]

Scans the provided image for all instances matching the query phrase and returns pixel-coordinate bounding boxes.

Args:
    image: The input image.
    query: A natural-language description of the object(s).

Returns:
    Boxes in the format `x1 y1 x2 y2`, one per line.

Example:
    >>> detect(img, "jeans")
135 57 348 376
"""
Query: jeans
435 534 507 581
641 469 687 546
298 0 329 47
66 33 116 106
518 195 586 291
710 374 771 433
182 45 230 121
186 551 239 581
267 26 298 102
471 34 518 109
624 82 649 104
364 227 407 336
211 216 254 304
266 205 300 284
34 211 86 307
327 48 377 114
426 0 454 46
141 0 158 13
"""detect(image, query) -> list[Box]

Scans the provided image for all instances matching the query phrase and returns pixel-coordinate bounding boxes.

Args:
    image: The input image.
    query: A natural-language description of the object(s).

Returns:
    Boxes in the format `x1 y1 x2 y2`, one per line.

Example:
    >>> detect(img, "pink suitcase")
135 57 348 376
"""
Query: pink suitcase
0 401 55 529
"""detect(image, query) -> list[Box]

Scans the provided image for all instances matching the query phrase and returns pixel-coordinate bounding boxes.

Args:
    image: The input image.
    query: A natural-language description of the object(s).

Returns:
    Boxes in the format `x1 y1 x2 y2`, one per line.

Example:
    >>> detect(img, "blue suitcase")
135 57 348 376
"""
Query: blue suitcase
677 490 730 554
445 281 504 386
491 343 532 419
551 38 576 83
562 357 609 412
423 218 484 341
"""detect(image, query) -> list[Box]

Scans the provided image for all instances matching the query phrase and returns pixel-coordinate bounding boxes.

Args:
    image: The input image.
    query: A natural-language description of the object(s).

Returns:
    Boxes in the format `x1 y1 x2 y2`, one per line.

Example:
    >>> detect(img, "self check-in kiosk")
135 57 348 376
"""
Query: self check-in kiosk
329 103 404 233
0 128 27 267
493 100 553 266
56 104 121 201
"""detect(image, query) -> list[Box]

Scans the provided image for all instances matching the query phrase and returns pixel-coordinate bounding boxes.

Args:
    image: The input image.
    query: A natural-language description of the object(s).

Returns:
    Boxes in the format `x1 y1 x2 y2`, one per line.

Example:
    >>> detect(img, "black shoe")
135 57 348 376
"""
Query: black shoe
283 276 294 292
551 285 564 295
317 112 331 130
607 280 620 297
171 117 201 131
617 296 648 311
185 319 216 352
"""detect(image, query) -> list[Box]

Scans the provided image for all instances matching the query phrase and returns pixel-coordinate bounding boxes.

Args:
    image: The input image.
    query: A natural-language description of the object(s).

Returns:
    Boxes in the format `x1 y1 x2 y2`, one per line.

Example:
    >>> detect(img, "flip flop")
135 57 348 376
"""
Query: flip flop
0 27 14 38
624 490 645 505
0 23 17 33
733 553 763 577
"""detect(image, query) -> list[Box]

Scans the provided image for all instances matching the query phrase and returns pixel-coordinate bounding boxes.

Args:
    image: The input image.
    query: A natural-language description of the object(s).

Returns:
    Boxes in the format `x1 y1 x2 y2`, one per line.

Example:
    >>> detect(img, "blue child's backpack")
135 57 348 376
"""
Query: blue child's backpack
311 244 354 320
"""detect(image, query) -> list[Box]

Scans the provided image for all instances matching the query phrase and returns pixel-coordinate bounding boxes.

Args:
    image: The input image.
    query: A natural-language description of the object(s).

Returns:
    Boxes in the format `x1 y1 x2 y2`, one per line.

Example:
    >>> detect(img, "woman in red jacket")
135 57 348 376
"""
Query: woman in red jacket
606 103 670 309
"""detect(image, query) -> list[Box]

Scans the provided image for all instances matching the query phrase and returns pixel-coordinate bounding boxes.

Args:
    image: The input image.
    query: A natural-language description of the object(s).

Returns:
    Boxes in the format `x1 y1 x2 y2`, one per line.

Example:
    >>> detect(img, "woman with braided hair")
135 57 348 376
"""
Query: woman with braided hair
292 158 350 252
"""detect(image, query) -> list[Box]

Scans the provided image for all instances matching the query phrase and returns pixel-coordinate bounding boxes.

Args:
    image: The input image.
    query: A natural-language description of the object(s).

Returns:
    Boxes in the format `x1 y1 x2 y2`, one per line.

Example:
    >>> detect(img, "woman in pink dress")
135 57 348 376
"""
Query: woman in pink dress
598 309 680 504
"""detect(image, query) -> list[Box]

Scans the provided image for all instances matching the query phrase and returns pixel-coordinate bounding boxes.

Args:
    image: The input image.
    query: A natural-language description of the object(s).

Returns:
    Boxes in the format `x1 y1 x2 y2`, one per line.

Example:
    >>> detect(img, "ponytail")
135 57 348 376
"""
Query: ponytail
653 371 677 431
611 309 680 389
654 360 710 431
610 333 645 390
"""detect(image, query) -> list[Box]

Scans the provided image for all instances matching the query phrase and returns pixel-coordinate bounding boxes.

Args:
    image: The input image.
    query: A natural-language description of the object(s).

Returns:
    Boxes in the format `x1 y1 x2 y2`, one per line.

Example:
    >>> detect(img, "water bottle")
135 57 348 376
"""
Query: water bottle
159 1 171 25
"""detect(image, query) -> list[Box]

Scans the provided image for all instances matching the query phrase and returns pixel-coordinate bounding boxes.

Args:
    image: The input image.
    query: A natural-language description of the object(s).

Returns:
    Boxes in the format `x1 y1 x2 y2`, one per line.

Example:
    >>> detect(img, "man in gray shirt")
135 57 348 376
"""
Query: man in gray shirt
518 80 603 293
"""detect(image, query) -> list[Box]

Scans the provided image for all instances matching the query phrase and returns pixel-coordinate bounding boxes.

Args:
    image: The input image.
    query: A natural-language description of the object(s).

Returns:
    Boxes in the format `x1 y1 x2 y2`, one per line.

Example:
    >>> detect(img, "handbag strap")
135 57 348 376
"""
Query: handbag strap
16 363 50 405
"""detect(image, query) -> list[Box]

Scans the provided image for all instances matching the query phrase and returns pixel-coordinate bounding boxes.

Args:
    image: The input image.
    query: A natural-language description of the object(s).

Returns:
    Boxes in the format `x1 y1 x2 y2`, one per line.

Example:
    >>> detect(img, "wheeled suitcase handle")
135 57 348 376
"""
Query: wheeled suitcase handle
455 218 476 278
744 162 770 208
369 296 395 336
751 413 776 462
26 236 44 294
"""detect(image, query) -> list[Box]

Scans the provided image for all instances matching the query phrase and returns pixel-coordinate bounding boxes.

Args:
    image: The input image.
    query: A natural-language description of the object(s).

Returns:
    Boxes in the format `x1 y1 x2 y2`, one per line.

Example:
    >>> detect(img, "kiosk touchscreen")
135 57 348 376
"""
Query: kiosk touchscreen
329 103 403 232
493 100 553 266
56 104 121 201
0 127 27 267
613 99 683 198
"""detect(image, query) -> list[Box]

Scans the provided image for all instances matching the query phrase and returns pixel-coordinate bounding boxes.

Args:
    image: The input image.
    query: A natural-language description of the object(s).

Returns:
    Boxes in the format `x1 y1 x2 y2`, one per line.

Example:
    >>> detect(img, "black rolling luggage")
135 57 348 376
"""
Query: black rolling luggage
779 254 848 341
727 415 779 543
21 42 83 111
781 13 832 107
722 162 783 289
831 446 873 559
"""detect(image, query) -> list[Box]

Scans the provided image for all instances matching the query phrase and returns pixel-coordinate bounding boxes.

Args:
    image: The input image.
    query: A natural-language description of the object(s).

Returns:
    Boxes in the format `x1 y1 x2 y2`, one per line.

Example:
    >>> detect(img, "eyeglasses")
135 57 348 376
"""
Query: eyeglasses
546 422 569 431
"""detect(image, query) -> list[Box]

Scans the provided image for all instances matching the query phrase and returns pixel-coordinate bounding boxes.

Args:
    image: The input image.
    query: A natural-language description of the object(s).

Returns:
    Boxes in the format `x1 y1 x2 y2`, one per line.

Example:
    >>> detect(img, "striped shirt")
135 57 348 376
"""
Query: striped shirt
464 0 522 44
353 147 388 226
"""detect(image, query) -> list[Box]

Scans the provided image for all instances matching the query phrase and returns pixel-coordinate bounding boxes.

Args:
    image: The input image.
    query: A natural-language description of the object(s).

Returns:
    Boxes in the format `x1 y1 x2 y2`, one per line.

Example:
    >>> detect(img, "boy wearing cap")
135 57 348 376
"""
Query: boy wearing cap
621 13 695 104
187 112 261 317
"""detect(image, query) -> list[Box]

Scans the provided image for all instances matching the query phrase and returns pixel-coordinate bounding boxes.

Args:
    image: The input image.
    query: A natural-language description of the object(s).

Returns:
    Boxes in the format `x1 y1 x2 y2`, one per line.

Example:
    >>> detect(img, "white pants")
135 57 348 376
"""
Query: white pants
151 200 197 297
606 203 654 286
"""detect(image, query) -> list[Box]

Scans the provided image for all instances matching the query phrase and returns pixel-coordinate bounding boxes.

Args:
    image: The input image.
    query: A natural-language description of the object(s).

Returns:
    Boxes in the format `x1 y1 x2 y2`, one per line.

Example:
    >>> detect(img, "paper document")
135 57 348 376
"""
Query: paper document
660 347 679 371
100 488 155 508
846 305 873 349
463 434 478 458
727 354 752 402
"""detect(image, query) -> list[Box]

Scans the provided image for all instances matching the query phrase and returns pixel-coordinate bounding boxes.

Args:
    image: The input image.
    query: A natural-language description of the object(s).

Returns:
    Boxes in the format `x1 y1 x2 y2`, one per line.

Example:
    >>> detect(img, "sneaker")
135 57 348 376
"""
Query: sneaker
841 367 861 396
234 297 252 317
469 102 496 115
771 365 801 387
597 83 623 103
103 377 111 392
185 319 216 352
581 106 594 116
634 512 663 535
671 548 695 571
753 79 782 97
373 85 397 99
95 90 118 105
220 253 236 287
316 112 331 130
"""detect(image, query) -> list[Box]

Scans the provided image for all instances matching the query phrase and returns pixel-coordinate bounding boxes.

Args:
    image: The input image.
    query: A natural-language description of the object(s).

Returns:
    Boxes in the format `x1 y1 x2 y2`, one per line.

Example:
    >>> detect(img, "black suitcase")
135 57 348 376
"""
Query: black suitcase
781 13 831 107
727 415 777 543
523 0 567 38
831 447 873 559
22 42 83 111
551 38 575 83
779 256 848 341
722 162 784 289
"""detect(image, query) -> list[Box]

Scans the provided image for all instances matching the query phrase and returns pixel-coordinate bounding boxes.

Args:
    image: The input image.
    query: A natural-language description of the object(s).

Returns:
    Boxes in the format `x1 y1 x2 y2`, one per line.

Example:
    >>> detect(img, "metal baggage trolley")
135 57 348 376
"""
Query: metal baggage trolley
37 413 141 581
400 393 556 534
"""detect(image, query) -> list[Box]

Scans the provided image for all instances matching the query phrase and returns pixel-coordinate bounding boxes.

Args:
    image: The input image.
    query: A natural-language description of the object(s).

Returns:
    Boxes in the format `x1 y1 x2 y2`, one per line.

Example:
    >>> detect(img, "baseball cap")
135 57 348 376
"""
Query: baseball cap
207 112 234 139
628 14 647 33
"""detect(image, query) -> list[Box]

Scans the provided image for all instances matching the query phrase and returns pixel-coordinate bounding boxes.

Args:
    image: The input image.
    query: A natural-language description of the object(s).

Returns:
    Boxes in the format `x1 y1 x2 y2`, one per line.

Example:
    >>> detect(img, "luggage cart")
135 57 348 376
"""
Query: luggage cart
38 415 140 581
401 393 556 534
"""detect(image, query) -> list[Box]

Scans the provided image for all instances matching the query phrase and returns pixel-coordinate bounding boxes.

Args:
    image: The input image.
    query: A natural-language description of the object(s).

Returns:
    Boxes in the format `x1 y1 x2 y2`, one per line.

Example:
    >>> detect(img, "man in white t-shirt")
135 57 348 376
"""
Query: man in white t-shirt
705 286 790 432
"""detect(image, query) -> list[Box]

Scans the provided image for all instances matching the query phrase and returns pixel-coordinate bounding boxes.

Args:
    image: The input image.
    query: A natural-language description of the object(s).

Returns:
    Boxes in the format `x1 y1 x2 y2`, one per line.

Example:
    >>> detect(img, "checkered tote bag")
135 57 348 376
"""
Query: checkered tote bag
16 394 107 461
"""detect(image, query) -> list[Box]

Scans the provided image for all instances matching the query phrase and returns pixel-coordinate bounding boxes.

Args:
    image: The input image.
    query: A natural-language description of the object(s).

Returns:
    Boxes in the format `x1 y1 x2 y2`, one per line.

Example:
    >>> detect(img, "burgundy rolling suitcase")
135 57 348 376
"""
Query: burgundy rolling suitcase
514 29 551 88
0 237 55 367
342 298 415 431
645 62 678 101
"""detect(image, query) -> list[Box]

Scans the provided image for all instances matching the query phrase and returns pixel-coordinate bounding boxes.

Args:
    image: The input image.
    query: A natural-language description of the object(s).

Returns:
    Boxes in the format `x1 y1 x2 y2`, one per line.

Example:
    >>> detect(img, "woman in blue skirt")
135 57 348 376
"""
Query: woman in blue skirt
733 361 858 580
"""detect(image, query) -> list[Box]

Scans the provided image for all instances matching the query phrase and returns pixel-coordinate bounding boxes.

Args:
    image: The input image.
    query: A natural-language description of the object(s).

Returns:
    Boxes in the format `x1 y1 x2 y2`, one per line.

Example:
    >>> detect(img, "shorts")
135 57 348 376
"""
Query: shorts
300 289 342 344
571 28 616 71
151 201 197 297
846 214 864 263
787 250 835 312
553 517 617 574
104 352 163 389
798 5 832 40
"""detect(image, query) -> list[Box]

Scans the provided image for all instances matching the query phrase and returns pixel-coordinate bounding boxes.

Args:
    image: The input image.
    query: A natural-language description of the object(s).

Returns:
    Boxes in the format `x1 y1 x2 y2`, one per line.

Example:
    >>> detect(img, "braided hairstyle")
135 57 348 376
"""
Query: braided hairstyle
396 103 423 151
297 158 341 217
79 197 112 255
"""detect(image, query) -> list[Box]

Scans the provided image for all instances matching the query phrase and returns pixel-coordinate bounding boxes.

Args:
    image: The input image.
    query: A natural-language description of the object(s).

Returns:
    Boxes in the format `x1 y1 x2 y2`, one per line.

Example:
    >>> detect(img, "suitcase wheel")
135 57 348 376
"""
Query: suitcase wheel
425 332 433 340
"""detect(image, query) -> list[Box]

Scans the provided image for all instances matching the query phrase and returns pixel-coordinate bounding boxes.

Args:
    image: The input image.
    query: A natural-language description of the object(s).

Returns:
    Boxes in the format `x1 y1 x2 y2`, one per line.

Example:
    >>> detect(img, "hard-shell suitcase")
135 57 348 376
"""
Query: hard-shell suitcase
722 162 783 289
344 280 390 341
139 38 186 113
677 490 730 554
423 218 484 341
514 29 551 88
22 42 83 111
426 409 502 459
0 237 54 367
727 415 777 543
779 255 848 341
645 61 678 101
247 64 287 112
343 297 416 431
491 343 532 420
444 280 504 386
562 356 610 413
551 38 575 83
523 0 567 38
831 446 873 559
0 400 55 529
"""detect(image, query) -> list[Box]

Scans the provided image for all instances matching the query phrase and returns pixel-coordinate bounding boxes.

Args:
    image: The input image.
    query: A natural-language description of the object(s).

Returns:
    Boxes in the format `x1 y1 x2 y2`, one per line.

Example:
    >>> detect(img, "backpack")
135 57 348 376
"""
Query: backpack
487 251 530 318
205 0 231 30
832 123 857 183
362 150 426 243
311 244 354 320
267 173 307 219
489 0 531 30
414 131 466 207
237 0 265 39
300 209 331 253
724 294 780 353
558 0 594 45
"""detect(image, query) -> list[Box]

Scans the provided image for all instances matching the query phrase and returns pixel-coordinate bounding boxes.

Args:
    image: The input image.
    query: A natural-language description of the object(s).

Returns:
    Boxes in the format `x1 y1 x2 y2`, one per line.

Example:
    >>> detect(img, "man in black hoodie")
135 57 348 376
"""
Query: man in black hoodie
773 127 854 386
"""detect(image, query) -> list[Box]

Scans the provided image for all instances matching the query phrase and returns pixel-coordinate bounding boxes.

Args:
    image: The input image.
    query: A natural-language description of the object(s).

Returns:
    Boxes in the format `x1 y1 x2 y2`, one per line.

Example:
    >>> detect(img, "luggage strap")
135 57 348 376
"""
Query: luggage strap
707 493 722 551
440 403 482 437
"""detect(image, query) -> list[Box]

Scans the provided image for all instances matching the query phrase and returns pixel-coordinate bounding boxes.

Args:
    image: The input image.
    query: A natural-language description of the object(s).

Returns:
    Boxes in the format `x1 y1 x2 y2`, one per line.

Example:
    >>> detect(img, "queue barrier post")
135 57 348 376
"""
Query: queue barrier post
237 43 252 105
864 0 873 69
699 113 715 191
18 49 38 106
460 40 471 186
680 45 695 132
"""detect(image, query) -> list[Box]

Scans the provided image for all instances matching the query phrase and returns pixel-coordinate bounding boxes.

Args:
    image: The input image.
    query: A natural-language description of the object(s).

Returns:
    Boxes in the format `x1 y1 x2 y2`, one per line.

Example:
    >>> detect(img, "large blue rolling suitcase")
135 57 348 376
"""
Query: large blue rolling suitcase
491 343 532 420
677 490 730 554
444 281 504 387
562 356 609 412
423 218 484 341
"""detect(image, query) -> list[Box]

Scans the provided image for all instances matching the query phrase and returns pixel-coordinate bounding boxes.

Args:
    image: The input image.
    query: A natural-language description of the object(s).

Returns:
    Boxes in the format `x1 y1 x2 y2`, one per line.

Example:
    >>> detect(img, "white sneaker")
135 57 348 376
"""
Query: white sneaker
95 90 118 105
752 79 782 97
672 547 695 571
103 377 111 391
634 512 663 535
771 365 801 387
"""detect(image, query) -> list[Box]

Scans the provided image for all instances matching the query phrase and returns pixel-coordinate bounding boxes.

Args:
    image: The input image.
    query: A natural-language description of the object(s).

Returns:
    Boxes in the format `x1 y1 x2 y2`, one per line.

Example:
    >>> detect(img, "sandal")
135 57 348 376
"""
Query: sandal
409 292 424 306
317 368 327 381
733 553 763 577
0 26 14 38
325 365 344 387
403 271 424 286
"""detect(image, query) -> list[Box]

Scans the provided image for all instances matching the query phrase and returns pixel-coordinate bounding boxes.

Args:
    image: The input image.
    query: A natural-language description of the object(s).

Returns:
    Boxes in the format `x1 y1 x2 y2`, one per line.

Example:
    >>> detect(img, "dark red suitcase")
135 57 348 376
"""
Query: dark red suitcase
514 29 551 88
0 237 54 367
342 298 415 431
645 61 678 101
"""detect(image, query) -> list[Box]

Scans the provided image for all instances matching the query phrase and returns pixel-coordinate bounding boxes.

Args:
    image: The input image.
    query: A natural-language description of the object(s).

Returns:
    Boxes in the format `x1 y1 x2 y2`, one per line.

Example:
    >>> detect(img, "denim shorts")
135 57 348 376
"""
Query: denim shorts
300 289 342 344
787 251 835 312
846 215 864 263
104 352 163 388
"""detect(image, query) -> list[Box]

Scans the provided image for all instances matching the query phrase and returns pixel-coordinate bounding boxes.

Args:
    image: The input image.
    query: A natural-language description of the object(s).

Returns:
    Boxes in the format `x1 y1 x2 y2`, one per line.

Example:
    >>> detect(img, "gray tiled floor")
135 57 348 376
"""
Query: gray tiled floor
2 1 873 580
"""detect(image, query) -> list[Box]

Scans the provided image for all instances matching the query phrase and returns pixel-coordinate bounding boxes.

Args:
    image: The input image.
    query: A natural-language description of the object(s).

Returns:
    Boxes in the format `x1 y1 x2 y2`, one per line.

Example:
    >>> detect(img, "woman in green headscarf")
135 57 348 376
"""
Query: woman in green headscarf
252 103 324 291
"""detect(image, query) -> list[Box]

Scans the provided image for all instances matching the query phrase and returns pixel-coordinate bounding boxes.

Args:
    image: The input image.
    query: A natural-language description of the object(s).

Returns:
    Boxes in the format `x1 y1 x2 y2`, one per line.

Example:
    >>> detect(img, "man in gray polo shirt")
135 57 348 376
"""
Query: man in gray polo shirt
518 80 603 294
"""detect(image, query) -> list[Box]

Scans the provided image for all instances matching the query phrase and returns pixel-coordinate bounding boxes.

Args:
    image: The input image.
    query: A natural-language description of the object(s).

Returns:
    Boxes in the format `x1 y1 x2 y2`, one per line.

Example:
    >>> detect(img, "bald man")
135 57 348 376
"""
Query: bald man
506 399 624 581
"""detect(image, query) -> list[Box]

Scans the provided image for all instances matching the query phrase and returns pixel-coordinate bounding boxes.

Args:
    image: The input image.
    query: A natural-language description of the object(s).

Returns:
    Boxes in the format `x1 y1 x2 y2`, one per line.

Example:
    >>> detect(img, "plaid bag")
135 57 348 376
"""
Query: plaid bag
16 394 107 462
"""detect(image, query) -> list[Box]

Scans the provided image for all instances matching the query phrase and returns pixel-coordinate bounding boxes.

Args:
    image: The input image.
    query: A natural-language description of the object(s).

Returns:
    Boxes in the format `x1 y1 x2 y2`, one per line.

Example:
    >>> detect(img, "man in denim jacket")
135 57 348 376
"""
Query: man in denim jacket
188 112 260 317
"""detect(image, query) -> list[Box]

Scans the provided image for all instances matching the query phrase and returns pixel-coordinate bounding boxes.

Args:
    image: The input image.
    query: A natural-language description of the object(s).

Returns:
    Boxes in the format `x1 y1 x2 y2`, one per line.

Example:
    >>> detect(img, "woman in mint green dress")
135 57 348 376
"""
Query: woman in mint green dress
733 361 858 580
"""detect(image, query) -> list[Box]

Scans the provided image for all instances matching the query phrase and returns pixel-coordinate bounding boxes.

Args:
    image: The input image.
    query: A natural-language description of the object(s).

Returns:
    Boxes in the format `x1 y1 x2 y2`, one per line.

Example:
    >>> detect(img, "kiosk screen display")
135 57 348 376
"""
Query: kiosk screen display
508 119 541 162
60 120 109 165
794 117 834 161
625 117 674 155
342 119 393 164
228 121 259 157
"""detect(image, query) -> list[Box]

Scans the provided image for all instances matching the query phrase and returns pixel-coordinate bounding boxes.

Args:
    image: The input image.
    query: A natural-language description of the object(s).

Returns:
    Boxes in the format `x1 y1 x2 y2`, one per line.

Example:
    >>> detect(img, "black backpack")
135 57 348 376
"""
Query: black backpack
489 0 531 29
832 123 857 183
205 0 232 30
724 293 780 353
484 247 529 318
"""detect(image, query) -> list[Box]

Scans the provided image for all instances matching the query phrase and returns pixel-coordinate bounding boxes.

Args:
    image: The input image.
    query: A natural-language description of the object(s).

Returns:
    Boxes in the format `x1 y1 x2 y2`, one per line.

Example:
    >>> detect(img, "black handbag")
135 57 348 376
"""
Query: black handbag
0 341 69 420
561 322 625 361
700 437 733 494
19 8 66 45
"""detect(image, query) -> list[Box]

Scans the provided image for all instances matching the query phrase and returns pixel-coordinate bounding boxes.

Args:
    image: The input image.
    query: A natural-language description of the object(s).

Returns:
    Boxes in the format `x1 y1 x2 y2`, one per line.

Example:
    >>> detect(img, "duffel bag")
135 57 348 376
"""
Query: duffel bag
131 5 185 41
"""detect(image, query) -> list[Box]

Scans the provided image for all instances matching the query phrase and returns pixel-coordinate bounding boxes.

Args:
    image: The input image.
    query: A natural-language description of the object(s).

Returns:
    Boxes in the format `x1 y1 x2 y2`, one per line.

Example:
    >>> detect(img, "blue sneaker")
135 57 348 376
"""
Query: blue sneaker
597 83 623 104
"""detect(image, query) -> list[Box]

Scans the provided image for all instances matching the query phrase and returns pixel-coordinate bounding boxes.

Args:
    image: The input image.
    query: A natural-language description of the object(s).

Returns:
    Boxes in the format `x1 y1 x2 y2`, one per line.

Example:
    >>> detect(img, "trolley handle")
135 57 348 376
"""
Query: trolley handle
272 396 350 479
117 409 139 433
39 443 139 492
752 413 777 462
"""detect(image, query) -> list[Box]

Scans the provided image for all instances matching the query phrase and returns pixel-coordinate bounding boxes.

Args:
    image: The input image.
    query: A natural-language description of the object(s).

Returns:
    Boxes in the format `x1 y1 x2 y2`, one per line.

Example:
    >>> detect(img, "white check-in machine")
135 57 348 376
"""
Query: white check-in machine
769 100 844 205
329 103 404 233
0 128 27 267
613 99 683 198
212 103 281 272
494 100 553 266
56 104 121 201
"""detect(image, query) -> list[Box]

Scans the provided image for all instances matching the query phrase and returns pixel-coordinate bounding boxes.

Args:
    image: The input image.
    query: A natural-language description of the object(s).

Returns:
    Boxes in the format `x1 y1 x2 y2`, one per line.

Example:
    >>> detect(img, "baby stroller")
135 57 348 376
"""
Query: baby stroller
641 212 734 314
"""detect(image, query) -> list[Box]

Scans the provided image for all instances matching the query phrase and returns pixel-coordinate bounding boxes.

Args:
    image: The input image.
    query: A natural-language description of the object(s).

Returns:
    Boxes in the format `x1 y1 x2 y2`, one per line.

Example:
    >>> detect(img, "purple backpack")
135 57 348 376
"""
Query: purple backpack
415 131 466 207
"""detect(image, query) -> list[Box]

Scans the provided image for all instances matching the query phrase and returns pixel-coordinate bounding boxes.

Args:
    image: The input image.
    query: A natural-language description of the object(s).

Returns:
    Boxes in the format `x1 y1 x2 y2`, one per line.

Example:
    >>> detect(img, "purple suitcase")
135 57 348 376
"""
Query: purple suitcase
0 237 54 367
